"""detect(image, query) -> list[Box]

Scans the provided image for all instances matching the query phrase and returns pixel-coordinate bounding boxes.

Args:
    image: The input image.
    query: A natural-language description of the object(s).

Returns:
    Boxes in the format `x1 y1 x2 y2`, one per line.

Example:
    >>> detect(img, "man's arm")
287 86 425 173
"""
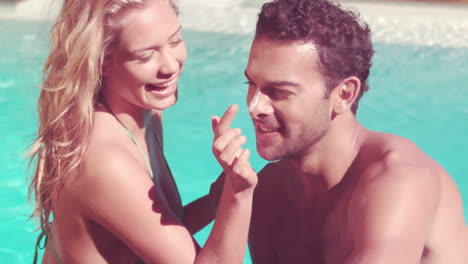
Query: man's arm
344 163 440 264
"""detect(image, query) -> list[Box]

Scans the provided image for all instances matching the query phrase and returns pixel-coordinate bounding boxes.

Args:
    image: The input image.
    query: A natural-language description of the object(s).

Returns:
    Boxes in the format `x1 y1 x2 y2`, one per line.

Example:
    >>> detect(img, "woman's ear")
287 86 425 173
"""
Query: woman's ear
332 77 361 115
101 54 114 76
101 62 110 76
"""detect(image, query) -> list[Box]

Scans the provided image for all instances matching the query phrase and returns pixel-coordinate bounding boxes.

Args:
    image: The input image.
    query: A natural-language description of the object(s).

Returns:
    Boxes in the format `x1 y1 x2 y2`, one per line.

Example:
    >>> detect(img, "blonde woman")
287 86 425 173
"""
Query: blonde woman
28 0 257 263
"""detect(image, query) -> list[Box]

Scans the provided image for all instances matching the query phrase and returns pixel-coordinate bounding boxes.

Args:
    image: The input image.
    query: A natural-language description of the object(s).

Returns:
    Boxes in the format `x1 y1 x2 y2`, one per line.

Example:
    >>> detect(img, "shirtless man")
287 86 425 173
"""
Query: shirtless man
245 0 468 263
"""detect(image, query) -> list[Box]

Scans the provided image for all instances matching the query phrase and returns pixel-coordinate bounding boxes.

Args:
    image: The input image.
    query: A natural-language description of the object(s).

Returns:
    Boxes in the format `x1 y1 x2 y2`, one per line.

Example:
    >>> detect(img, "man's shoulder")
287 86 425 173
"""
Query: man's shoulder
361 130 435 167
345 134 446 244
356 132 443 191
356 130 440 193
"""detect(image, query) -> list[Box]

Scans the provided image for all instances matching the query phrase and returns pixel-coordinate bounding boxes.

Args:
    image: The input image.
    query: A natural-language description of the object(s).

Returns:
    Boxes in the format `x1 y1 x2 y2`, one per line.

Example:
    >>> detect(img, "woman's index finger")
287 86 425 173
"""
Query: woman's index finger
216 104 239 135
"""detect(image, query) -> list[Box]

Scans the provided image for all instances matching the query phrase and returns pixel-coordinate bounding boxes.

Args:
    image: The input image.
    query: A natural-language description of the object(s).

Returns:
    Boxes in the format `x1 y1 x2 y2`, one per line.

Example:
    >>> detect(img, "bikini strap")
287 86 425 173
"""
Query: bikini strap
99 99 154 178
32 230 46 264
33 228 64 264
122 126 154 178
49 235 65 264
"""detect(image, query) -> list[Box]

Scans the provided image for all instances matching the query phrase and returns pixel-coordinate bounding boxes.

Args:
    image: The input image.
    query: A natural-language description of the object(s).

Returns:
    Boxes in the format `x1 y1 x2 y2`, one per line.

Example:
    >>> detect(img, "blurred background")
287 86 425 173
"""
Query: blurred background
1 0 467 263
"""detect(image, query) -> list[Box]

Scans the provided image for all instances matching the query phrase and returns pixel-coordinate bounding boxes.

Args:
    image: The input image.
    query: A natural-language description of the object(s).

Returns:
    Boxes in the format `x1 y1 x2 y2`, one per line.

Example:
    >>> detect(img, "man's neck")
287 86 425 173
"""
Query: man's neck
290 112 365 191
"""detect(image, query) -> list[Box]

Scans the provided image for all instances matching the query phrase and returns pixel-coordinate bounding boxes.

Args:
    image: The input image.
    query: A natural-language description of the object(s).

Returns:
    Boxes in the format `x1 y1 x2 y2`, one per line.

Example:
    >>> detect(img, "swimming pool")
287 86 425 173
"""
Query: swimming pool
1 2 468 264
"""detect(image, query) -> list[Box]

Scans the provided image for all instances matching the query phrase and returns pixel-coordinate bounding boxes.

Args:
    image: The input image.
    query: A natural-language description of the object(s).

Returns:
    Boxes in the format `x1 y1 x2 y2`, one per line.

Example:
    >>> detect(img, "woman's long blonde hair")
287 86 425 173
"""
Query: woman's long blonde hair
27 0 178 232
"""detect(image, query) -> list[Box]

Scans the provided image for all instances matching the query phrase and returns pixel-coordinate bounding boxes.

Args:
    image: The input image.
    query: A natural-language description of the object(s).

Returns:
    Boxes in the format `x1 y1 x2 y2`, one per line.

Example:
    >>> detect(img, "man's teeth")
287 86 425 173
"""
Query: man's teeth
258 126 277 133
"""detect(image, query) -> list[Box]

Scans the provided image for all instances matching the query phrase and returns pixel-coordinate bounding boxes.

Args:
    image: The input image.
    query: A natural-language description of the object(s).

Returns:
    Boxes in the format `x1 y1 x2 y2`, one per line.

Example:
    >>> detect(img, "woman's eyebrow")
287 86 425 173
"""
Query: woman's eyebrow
130 26 183 53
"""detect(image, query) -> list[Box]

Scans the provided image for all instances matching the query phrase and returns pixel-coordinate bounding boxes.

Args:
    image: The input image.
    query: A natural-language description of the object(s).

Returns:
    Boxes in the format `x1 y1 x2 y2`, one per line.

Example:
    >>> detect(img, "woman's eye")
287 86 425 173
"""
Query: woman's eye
136 55 152 63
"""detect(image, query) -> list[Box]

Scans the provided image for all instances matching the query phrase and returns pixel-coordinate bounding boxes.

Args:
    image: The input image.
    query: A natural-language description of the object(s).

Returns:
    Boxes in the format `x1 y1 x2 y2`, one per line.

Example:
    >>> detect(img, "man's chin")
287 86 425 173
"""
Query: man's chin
257 146 281 161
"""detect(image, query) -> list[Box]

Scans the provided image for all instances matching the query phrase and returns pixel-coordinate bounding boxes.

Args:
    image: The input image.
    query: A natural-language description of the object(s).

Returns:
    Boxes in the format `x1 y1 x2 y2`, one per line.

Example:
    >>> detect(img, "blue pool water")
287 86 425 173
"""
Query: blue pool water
1 19 467 263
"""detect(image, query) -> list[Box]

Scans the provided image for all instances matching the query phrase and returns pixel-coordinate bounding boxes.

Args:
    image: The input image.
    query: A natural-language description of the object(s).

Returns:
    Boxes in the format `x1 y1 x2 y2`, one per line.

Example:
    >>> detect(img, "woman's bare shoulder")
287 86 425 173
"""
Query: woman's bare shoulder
70 111 149 191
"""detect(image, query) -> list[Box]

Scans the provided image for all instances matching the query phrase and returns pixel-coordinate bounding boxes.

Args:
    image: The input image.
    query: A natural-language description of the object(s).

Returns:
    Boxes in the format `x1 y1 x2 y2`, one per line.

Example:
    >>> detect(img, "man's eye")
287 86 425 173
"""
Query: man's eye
268 89 290 99
170 39 184 47
276 89 290 95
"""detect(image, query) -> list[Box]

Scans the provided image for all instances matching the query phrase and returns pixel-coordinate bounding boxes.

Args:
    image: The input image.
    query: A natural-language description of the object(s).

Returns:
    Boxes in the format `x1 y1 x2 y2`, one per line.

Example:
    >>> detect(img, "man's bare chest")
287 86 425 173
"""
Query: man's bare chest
270 191 355 264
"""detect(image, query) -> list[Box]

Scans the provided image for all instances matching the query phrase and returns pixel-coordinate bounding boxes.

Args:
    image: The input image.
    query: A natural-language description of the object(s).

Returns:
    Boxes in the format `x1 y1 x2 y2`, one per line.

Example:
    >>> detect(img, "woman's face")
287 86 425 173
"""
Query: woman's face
103 0 186 112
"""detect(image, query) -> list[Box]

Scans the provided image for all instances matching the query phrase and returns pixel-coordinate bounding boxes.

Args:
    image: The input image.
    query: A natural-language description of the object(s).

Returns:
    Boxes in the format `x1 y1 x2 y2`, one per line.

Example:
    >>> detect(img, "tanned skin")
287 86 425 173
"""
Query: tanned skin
246 38 468 264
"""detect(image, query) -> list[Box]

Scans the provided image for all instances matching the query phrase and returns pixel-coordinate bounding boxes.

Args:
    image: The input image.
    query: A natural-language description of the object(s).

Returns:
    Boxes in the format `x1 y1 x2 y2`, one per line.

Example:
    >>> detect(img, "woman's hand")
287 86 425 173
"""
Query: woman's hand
211 104 257 196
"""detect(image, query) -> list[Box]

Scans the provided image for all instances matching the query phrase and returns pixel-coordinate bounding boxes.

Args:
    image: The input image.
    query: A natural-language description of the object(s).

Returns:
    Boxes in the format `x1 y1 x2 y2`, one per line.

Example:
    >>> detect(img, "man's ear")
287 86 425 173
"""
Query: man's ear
332 77 361 115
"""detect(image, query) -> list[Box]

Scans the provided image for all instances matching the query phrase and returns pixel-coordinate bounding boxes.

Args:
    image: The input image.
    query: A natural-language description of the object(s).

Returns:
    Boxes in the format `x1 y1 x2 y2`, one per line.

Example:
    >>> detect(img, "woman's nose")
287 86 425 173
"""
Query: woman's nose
157 48 178 78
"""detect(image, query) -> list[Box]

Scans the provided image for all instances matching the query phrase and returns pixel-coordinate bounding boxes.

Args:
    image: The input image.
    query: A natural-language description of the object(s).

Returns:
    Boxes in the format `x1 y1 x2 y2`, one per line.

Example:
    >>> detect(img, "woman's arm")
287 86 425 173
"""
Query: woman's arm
197 104 257 263
154 110 222 235
75 105 255 264
183 173 225 235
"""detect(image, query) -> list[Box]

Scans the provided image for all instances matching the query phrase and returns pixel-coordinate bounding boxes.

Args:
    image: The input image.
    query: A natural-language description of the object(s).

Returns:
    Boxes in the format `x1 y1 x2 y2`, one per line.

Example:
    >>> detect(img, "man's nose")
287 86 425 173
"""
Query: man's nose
249 92 273 118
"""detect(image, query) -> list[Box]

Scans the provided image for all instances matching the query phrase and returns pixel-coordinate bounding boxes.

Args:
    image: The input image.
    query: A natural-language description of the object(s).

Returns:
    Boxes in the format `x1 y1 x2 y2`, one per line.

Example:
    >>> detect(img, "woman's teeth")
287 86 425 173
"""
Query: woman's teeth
147 79 176 91
158 79 176 88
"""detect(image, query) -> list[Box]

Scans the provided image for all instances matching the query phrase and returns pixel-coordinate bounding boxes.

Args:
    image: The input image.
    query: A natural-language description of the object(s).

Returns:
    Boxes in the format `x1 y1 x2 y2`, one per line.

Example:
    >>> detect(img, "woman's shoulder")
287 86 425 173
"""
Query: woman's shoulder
67 117 154 212
77 111 148 185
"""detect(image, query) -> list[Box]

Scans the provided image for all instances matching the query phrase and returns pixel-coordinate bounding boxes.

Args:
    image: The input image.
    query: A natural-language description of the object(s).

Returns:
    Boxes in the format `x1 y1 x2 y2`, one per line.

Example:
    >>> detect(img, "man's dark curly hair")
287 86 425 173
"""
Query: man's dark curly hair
255 0 374 114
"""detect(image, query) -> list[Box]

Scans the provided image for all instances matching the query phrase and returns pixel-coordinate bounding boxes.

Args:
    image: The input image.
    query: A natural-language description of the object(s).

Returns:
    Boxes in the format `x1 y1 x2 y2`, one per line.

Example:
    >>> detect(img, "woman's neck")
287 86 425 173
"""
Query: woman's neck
99 93 152 137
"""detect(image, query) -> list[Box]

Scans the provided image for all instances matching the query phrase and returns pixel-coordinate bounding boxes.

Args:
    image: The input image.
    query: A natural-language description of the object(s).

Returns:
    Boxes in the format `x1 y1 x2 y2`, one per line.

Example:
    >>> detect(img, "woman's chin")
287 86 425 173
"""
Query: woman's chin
145 86 178 111
148 96 178 111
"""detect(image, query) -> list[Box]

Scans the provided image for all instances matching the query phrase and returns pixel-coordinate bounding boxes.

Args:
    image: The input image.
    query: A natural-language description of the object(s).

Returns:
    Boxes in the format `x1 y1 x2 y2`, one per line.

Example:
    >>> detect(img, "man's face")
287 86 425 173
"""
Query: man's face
245 38 332 161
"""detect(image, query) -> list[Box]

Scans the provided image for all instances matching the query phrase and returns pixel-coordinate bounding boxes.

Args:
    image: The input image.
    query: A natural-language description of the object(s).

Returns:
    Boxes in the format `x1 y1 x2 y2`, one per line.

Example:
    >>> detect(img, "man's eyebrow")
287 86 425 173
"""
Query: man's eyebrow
130 26 183 53
244 70 301 88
